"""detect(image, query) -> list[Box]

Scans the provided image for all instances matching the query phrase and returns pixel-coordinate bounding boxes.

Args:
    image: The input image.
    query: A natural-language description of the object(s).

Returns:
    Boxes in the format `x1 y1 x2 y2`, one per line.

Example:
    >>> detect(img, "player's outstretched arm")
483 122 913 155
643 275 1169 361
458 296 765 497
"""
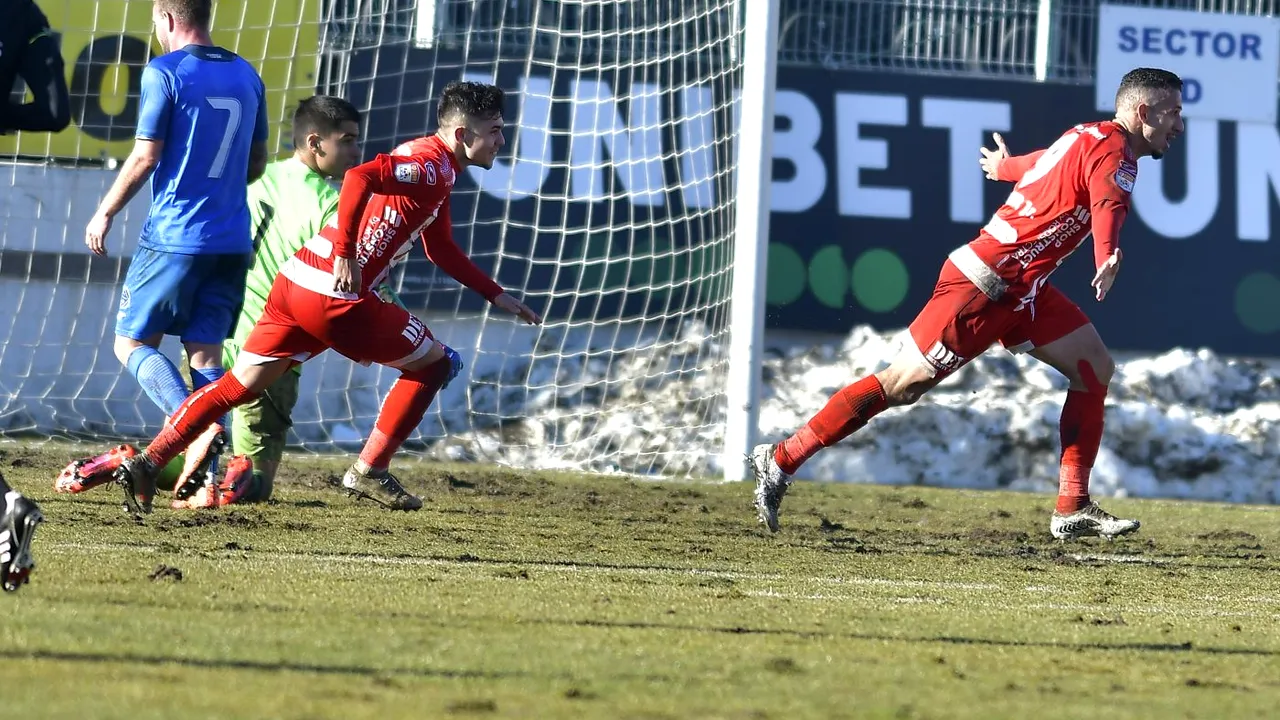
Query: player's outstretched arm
331 154 424 258
1086 200 1126 301
328 154 428 292
422 204 542 325
85 139 163 256
979 133 1046 183
1085 142 1132 302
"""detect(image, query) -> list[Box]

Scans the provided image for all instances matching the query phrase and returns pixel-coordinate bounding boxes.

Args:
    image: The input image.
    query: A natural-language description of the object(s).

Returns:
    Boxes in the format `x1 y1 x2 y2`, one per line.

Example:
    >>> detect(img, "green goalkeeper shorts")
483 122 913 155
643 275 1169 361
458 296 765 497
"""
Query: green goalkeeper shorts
231 369 299 501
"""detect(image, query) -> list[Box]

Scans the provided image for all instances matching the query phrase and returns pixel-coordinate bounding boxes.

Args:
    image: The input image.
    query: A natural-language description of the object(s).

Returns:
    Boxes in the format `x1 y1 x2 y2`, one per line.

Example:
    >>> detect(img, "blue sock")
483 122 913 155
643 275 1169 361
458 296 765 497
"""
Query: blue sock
190 365 228 473
126 347 190 417
188 365 224 394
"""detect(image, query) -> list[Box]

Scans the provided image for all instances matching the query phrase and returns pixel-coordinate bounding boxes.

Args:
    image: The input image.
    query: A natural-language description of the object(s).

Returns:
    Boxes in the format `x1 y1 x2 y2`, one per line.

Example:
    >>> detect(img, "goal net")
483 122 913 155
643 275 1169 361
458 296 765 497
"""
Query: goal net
0 0 744 478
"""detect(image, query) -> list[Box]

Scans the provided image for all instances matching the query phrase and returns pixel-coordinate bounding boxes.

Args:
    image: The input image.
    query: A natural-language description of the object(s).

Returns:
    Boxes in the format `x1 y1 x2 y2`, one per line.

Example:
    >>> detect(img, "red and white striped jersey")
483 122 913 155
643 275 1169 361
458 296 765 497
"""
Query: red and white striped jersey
950 120 1136 309
283 134 503 302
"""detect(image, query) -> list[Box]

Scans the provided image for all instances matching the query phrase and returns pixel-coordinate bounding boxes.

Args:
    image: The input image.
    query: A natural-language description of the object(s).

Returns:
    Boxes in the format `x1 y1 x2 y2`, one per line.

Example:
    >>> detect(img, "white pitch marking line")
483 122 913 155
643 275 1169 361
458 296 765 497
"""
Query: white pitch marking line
46 543 1280 620
1067 552 1171 565
742 590 1280 620
43 541 1013 593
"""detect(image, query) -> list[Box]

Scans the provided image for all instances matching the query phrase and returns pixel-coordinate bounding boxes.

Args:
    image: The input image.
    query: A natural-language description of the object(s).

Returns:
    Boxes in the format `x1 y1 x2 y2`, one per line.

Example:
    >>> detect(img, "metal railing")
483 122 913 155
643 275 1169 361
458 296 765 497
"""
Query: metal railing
319 0 1280 82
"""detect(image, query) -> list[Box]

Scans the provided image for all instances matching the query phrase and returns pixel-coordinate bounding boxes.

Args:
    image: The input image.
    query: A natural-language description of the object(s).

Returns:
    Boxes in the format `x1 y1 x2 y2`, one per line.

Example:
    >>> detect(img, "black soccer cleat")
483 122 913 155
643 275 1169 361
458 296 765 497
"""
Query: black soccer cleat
114 455 160 518
1 490 44 593
341 466 423 511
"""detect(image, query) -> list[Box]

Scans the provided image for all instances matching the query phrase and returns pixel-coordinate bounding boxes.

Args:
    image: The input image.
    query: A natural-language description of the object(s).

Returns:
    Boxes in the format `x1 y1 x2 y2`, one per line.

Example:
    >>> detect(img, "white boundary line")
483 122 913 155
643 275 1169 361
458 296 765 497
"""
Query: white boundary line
43 542 1280 623
44 541 1007 592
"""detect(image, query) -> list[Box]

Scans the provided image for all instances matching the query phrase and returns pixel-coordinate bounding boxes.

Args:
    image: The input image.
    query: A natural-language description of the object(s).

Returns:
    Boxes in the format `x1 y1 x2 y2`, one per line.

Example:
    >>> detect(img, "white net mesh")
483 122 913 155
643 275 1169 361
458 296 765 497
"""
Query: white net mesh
0 0 744 477
0 0 321 440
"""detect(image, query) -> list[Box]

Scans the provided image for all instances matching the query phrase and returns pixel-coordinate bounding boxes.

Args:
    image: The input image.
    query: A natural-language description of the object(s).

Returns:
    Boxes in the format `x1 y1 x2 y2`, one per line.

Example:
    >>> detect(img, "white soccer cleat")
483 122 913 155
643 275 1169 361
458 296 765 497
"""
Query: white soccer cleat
750 443 792 533
1050 502 1140 541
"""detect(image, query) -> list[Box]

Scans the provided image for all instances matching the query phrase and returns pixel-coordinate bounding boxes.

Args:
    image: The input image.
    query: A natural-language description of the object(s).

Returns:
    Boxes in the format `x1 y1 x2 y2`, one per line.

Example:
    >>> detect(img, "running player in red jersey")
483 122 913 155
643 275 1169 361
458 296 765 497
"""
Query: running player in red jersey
752 67 1184 540
93 80 543 516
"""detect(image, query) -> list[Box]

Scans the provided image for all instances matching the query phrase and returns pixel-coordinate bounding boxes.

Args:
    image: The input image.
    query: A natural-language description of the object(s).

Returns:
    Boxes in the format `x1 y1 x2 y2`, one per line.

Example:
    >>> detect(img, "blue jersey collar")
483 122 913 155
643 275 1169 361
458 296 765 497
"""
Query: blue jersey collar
181 45 234 62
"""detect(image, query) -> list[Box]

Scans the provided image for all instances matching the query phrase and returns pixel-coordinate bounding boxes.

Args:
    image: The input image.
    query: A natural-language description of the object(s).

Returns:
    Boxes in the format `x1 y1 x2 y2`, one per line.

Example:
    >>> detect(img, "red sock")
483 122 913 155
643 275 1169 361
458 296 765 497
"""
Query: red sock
358 357 451 471
775 375 888 475
145 373 257 468
1056 387 1106 513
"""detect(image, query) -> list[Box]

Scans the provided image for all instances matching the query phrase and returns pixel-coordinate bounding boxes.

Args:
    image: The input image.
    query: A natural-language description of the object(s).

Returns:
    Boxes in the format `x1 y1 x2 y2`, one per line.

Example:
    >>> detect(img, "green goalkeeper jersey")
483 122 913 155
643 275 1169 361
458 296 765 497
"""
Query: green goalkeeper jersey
225 158 338 375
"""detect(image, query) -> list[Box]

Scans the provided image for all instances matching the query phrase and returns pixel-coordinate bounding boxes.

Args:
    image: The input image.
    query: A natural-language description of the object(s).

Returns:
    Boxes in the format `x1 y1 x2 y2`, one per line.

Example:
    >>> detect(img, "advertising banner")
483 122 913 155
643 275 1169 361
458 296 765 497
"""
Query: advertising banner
349 48 1280 355
1 0 319 161
1095 3 1280 123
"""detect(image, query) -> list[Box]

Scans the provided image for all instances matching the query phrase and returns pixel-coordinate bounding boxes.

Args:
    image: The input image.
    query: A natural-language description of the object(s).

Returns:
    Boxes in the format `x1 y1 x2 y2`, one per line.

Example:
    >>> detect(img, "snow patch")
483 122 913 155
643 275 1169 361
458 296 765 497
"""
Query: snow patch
315 322 1280 504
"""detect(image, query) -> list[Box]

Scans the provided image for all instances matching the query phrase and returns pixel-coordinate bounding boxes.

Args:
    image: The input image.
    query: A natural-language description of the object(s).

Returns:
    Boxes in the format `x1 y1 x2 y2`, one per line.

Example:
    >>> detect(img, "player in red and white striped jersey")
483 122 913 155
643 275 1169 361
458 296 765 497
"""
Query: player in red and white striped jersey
753 68 1184 541
105 80 542 515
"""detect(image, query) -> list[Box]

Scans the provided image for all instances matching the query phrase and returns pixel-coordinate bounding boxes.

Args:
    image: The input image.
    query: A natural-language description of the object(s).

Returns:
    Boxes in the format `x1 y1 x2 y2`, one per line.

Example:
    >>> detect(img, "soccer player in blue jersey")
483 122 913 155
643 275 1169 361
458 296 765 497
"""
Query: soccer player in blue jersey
73 0 268 509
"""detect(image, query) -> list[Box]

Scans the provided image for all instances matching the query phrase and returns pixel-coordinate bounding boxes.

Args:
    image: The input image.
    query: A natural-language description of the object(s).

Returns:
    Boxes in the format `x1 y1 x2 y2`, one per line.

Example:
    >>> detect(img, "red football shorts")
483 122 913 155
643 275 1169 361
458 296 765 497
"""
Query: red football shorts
907 259 1089 377
240 274 435 369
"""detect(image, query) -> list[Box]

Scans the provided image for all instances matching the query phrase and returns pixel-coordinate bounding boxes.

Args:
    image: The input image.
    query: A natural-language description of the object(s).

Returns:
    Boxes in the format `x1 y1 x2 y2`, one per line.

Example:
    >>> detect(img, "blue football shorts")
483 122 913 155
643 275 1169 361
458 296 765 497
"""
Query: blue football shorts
115 246 253 345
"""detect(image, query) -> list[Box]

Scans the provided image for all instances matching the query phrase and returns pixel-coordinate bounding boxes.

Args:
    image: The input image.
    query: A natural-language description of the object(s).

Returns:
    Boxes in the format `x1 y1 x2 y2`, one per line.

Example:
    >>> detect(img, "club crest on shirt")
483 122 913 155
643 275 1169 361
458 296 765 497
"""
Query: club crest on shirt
394 162 421 184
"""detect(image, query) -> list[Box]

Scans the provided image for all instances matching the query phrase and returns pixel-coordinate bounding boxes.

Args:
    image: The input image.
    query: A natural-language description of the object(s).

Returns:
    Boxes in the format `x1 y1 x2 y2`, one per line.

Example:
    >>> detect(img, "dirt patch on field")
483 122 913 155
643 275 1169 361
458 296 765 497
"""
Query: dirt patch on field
155 510 268 531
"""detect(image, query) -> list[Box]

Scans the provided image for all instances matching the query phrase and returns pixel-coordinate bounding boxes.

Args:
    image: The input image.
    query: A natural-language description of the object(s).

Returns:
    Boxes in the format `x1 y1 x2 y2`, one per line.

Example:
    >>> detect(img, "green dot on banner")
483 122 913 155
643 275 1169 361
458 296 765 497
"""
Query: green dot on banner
851 248 909 313
808 245 849 309
765 243 806 306
1234 271 1280 334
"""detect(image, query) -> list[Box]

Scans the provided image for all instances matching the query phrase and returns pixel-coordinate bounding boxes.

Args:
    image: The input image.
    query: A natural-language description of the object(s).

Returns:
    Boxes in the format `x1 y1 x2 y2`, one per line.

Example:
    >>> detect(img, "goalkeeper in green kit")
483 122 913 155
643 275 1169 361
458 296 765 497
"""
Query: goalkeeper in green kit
185 95 403 505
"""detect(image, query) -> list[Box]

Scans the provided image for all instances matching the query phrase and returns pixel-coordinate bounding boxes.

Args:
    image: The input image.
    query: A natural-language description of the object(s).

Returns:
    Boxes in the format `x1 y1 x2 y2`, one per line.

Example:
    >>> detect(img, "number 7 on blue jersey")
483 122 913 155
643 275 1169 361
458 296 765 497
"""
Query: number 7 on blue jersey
206 96 243 180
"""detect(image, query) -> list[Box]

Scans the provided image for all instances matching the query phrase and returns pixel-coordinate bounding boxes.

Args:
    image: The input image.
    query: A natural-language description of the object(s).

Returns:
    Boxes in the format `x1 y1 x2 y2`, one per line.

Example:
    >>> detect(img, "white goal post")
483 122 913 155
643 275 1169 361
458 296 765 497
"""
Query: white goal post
723 0 781 482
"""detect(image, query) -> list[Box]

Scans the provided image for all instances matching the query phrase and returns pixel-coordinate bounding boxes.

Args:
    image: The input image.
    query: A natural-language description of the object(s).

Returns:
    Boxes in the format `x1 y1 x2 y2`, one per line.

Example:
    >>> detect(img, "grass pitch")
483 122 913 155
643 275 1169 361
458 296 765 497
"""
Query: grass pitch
3 442 1279 719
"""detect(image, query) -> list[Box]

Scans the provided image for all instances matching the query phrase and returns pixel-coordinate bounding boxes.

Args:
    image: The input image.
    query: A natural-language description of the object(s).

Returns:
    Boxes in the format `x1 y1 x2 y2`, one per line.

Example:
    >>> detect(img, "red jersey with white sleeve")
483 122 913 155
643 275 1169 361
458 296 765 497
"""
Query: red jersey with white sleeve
949 121 1137 310
283 134 504 302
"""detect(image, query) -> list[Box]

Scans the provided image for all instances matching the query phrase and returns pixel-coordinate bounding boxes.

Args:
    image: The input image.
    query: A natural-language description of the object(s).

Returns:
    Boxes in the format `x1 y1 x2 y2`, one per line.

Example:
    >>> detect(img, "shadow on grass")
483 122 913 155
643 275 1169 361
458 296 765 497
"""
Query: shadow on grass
3 647 534 680
532 617 1276 657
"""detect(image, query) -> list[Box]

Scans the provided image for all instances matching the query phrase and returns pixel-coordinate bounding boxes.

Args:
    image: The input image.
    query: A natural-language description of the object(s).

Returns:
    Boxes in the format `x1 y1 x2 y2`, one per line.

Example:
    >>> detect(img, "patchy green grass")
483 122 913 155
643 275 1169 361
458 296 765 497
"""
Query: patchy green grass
2 442 1279 719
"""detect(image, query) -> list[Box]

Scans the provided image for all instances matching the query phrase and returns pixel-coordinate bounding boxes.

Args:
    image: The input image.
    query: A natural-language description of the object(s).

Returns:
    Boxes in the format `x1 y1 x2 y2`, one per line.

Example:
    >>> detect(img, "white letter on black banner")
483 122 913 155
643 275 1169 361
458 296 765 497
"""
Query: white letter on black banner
569 79 666 206
835 93 909 219
1131 118 1218 239
465 74 552 199
769 89 827 213
1237 122 1280 242
920 98 1011 223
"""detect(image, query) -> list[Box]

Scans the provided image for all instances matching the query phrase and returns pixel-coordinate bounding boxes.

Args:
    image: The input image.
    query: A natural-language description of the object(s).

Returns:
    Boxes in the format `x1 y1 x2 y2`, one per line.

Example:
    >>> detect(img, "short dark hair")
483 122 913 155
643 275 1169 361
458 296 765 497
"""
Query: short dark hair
1115 68 1183 110
155 0 212 29
292 95 361 149
438 81 505 127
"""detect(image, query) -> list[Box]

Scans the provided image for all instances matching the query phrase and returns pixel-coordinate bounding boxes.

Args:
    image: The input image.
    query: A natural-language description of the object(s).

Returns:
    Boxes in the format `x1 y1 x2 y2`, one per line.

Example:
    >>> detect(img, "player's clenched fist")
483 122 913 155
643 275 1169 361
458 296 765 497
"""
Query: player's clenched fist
492 292 543 325
979 132 1011 181
85 212 113 257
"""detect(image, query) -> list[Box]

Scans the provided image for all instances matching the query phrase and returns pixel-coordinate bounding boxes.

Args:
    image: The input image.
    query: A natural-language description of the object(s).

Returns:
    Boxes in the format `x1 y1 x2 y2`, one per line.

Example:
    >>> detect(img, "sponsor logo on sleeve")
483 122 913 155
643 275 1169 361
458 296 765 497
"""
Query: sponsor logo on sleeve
394 162 421 184
1114 165 1136 193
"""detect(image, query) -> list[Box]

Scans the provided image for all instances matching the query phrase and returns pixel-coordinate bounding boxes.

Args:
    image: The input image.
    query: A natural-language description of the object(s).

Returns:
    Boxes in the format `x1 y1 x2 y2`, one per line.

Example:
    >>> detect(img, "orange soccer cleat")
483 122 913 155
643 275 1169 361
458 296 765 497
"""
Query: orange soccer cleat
171 455 254 510
171 424 227 504
54 444 138 494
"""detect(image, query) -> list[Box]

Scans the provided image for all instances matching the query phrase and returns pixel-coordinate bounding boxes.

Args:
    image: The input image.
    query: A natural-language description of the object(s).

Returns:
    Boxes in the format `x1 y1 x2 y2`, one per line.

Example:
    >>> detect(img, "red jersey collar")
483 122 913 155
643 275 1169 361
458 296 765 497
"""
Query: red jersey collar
425 134 460 175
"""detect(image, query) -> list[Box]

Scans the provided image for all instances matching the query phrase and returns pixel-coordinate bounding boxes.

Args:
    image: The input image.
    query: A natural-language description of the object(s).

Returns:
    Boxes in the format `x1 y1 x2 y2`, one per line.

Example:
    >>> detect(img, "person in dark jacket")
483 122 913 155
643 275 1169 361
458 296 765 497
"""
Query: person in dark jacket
1 0 71 134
